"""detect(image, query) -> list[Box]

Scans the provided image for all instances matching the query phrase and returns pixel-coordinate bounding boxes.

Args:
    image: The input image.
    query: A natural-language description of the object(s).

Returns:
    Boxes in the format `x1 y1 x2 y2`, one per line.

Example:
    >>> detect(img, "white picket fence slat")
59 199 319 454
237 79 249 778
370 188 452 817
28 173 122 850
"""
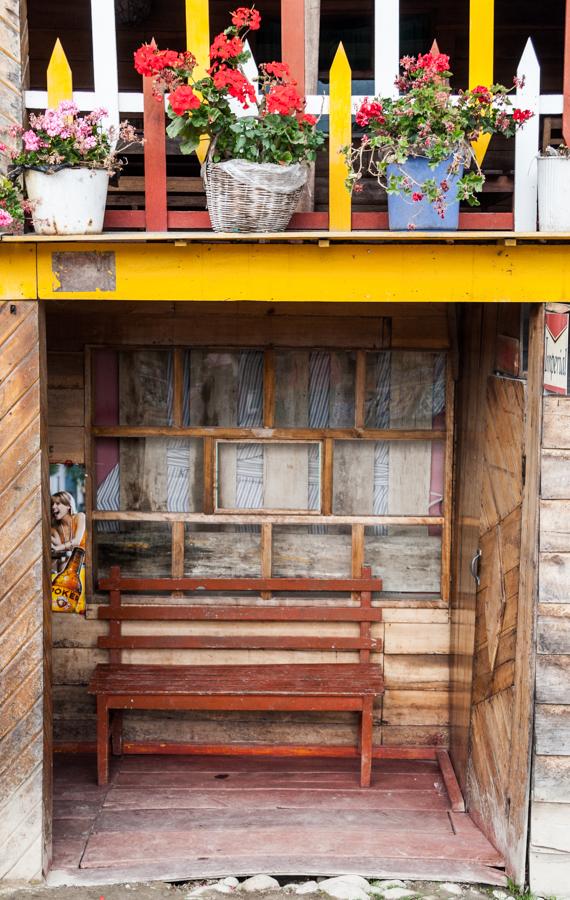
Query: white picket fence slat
375 0 399 98
90 0 120 131
514 38 541 231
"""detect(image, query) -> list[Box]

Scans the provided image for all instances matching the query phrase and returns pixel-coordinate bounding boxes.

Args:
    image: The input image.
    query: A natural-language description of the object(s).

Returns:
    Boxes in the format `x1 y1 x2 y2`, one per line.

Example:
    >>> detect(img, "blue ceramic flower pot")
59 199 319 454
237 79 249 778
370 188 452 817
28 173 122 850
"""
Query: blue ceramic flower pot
386 155 464 231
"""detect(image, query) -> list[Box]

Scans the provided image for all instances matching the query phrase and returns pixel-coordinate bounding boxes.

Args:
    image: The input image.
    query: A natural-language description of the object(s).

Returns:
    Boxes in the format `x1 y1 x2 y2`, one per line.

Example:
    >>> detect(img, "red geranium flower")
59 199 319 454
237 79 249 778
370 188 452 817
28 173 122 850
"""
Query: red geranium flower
231 7 261 30
416 52 450 74
412 192 424 202
134 44 187 77
471 85 492 103
513 108 533 123
210 33 244 62
213 67 256 107
299 113 317 126
265 84 304 115
264 61 291 81
355 99 384 128
169 85 201 116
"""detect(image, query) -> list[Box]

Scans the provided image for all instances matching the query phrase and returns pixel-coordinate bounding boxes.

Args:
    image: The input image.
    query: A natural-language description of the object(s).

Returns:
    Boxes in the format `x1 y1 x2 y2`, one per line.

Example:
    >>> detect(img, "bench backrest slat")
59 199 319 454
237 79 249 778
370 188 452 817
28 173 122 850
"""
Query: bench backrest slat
97 566 383 664
98 576 383 593
97 605 383 622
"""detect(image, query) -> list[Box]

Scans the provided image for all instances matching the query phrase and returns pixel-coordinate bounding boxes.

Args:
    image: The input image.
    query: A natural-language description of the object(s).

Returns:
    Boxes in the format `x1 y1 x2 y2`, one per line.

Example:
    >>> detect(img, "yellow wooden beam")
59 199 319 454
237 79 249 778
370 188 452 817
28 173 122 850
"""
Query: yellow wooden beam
30 240 570 304
47 39 73 107
469 0 494 165
186 0 210 163
0 244 38 300
329 43 352 232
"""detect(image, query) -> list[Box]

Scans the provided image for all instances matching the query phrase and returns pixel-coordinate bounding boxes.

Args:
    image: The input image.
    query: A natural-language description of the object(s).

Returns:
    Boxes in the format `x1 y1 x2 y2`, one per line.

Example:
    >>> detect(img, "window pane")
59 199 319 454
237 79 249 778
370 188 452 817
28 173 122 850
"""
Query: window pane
365 352 446 430
94 438 203 512
365 526 442 594
95 522 172 578
333 440 444 516
273 525 352 577
187 350 263 427
274 350 355 428
217 442 321 512
93 349 173 427
185 525 261 577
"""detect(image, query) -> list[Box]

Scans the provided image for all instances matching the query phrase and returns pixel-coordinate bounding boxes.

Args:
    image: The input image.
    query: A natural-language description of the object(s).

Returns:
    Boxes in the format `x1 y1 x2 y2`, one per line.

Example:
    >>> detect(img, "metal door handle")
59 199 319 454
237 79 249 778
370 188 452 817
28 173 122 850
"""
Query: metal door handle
470 549 482 587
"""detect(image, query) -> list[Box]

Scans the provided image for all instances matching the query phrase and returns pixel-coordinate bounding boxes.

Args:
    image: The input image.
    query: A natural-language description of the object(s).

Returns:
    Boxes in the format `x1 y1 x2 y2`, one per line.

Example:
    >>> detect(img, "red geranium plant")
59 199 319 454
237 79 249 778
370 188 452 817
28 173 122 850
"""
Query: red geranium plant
134 7 324 165
345 52 533 214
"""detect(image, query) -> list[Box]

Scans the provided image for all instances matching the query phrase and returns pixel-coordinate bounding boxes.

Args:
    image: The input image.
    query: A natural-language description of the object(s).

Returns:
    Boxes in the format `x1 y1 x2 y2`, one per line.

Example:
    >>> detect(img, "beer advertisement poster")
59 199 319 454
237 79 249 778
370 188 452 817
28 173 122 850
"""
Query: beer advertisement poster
50 464 87 614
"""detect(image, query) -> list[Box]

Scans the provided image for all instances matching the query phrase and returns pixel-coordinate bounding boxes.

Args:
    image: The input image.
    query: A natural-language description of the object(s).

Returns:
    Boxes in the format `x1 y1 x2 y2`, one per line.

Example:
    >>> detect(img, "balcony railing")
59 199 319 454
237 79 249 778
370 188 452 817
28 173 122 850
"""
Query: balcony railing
25 0 570 233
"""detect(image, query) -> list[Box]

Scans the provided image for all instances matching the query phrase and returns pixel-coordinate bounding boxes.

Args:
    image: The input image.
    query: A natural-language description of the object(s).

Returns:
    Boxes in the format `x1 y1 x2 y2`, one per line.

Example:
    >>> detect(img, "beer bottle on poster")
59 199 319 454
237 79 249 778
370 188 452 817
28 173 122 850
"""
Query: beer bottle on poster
52 546 85 612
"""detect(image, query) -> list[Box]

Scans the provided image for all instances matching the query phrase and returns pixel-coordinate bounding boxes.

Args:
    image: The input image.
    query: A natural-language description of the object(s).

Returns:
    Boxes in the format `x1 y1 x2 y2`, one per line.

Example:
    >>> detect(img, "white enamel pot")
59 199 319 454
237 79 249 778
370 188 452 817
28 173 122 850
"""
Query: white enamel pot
538 156 570 232
25 167 109 235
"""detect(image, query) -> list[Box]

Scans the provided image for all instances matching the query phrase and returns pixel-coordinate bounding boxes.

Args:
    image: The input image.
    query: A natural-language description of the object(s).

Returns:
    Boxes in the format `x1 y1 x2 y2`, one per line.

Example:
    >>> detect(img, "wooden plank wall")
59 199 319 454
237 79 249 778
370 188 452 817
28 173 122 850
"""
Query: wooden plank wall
530 312 570 896
46 300 452 752
0 301 51 880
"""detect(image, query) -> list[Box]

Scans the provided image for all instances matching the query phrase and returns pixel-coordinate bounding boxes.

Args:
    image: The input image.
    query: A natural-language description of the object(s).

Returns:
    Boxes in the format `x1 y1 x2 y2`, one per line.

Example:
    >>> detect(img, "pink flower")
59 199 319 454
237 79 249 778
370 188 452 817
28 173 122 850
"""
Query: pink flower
0 208 14 228
58 100 79 115
22 130 41 151
412 192 424 202
0 142 6 152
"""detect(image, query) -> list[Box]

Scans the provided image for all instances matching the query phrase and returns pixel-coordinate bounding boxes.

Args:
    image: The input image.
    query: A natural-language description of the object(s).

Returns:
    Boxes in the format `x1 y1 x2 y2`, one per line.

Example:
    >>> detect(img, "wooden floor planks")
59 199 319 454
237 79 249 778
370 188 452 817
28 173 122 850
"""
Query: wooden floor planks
51 753 506 886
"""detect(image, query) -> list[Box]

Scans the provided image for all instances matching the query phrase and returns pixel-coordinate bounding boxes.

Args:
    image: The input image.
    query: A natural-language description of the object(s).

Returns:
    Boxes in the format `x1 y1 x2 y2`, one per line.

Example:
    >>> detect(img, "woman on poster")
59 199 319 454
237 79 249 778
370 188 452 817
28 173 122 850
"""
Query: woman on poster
50 490 86 575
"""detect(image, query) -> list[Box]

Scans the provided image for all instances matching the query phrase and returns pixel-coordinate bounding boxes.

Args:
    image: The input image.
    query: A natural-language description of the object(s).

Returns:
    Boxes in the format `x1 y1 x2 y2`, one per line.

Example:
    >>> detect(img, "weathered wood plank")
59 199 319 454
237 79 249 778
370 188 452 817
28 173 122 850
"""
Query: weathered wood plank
542 396 570 449
540 501 570 551
539 553 570 603
533 756 570 802
536 655 570 704
537 616 570 654
535 704 570 755
531 801 570 852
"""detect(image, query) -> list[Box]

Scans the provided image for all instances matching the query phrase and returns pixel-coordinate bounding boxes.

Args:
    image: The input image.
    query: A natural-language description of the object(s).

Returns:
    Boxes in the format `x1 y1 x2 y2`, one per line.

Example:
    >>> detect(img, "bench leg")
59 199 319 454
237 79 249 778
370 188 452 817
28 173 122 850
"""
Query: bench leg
111 710 123 756
97 696 110 786
360 697 374 788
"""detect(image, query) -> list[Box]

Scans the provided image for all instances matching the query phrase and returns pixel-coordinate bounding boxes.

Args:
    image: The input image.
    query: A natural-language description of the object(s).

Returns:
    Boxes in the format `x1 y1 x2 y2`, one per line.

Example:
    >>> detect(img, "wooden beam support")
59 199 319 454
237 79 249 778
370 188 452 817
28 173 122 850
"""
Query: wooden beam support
281 0 305 95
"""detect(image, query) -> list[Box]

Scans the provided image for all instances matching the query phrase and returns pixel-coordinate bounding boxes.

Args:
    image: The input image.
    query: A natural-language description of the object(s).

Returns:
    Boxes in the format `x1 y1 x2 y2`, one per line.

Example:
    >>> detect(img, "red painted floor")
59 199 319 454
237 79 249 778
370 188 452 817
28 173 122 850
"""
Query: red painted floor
49 754 506 887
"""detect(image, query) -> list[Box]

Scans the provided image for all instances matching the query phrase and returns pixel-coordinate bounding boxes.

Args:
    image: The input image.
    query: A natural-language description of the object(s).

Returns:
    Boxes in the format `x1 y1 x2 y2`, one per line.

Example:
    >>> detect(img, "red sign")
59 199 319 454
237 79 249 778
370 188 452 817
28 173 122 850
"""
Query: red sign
545 312 569 395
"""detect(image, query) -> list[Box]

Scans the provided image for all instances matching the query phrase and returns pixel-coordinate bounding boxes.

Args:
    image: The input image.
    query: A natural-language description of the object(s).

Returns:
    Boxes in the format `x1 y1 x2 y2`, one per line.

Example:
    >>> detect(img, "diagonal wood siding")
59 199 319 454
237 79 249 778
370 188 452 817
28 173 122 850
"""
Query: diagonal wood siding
0 301 51 880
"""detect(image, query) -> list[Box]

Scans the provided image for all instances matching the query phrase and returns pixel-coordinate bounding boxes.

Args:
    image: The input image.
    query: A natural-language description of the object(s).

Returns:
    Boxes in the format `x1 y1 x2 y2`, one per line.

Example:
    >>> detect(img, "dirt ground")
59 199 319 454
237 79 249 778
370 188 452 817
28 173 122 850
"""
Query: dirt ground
0 881 497 900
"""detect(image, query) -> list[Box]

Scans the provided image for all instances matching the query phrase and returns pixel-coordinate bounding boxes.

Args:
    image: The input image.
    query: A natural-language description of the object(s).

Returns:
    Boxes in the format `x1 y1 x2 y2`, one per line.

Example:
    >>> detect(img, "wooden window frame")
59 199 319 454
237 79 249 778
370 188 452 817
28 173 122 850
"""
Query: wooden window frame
87 344 454 604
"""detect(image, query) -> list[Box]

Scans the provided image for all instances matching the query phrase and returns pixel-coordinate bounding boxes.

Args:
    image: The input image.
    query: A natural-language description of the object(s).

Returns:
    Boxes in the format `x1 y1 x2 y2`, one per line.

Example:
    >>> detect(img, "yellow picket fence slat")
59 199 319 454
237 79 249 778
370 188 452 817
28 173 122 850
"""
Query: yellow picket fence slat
329 42 352 232
47 38 72 107
469 0 494 165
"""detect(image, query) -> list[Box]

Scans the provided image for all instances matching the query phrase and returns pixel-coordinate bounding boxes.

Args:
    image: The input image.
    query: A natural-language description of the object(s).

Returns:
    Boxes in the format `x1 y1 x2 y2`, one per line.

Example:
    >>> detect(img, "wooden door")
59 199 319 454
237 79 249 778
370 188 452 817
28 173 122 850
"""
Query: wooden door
450 304 543 884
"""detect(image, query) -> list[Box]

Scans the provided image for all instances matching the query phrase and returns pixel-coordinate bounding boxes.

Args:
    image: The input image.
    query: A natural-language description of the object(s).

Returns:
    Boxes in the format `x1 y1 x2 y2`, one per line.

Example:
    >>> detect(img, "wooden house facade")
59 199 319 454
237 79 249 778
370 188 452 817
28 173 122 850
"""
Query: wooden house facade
0 1 570 895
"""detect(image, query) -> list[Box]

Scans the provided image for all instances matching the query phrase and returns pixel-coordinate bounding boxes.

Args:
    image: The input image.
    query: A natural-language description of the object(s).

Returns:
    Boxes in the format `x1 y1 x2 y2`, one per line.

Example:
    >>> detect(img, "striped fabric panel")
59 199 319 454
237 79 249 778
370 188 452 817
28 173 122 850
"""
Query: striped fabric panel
167 439 191 512
372 352 391 535
308 352 331 531
96 463 120 532
236 352 264 530
433 353 446 417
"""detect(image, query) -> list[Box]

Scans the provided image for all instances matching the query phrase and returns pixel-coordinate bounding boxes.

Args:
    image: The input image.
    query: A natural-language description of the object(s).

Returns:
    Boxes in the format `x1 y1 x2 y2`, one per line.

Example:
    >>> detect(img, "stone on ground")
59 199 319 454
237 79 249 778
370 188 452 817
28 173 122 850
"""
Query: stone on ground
440 885 463 896
296 883 320 894
318 877 371 900
240 875 281 892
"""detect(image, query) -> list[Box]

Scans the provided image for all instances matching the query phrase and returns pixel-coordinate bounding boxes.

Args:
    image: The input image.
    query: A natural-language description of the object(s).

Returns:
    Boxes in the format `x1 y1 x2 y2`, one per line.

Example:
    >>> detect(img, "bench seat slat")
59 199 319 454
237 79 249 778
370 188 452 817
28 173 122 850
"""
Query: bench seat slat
97 605 383 622
98 577 382 593
97 635 382 651
88 663 384 696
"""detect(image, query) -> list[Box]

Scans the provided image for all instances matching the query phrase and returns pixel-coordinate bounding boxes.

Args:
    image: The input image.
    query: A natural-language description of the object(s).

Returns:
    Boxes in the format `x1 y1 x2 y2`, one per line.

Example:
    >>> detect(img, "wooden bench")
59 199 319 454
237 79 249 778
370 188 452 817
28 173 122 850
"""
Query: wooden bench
88 565 384 787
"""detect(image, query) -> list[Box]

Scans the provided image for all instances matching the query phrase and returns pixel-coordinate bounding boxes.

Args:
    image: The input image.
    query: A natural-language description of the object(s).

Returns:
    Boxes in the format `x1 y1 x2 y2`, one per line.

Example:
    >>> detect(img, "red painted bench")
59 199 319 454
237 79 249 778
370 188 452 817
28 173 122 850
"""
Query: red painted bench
88 565 384 786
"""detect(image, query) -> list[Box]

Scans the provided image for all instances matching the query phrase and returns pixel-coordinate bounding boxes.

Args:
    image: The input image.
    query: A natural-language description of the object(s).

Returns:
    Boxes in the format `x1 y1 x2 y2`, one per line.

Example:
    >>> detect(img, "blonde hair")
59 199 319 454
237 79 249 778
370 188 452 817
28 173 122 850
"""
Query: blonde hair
51 490 76 516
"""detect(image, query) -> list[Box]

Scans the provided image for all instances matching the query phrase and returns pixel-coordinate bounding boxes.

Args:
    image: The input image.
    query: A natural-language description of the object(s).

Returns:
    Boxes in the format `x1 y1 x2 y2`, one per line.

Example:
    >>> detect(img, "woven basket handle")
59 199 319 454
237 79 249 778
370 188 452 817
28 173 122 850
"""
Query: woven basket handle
201 135 219 189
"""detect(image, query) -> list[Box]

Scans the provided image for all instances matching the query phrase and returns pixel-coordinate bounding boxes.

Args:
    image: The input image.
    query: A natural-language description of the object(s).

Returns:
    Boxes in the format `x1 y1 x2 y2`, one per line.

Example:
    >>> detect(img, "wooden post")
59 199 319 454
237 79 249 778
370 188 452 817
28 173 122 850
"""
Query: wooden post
564 0 570 145
281 0 305 95
0 301 52 878
143 73 168 232
0 0 27 162
329 43 352 232
47 38 73 107
469 0 494 165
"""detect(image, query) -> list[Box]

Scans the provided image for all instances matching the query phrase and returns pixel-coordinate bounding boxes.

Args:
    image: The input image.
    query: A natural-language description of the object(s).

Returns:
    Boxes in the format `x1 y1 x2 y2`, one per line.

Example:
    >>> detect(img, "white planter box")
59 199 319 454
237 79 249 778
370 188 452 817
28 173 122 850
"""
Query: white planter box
25 167 109 235
538 156 570 232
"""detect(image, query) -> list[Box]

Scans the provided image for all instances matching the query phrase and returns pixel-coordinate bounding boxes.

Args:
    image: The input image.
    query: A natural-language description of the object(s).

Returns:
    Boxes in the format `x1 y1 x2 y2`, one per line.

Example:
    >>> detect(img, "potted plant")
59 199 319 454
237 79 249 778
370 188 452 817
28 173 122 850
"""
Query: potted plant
538 145 570 232
3 104 140 235
134 7 325 232
345 52 533 231
0 165 27 233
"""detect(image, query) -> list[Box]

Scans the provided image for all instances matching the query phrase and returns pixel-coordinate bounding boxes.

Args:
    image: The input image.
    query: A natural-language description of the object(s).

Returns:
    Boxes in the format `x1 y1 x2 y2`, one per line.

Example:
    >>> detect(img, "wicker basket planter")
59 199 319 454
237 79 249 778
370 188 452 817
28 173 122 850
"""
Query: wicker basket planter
203 157 308 233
